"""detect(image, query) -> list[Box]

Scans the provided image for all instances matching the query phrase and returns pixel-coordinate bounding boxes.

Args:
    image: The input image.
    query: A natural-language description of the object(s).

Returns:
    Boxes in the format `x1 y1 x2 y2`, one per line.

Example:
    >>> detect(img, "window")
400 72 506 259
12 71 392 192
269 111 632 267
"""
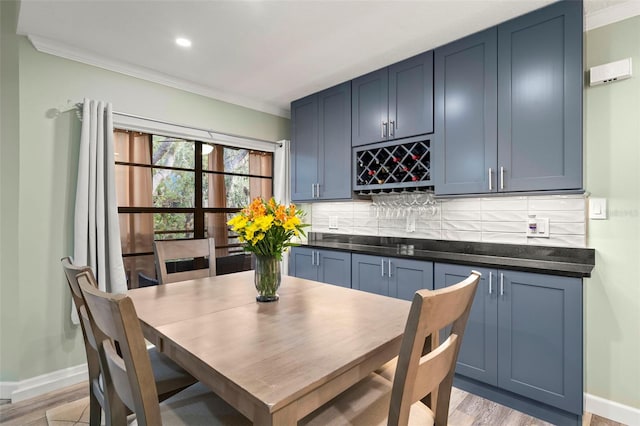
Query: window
114 129 273 288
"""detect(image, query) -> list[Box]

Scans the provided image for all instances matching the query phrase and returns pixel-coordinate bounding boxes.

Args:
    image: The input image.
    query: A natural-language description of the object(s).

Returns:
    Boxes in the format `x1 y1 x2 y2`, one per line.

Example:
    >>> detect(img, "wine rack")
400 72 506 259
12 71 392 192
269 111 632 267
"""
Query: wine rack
353 136 432 191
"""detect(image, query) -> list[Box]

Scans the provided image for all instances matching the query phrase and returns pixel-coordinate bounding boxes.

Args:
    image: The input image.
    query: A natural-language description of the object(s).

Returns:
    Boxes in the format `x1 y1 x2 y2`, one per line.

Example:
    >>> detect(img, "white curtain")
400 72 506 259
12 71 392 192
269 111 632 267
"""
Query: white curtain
273 140 291 275
71 99 127 322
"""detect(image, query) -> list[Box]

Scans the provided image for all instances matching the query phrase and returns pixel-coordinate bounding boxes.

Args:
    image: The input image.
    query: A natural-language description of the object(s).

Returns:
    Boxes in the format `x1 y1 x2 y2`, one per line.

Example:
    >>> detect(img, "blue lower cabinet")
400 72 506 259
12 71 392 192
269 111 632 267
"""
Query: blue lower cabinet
497 270 583 415
289 247 351 288
434 263 498 385
435 262 583 425
352 254 433 298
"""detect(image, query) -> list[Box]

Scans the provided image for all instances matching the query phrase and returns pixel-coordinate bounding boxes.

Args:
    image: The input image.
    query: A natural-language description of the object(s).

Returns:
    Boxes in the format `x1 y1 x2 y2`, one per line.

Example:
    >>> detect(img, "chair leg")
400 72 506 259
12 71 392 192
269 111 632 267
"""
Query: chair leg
89 389 102 426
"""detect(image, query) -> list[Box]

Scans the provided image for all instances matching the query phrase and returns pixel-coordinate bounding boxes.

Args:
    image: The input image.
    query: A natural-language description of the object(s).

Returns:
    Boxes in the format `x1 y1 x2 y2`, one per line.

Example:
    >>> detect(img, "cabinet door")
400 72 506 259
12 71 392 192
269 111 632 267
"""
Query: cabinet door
317 249 351 288
351 254 388 296
288 247 318 281
434 263 498 385
352 68 389 147
389 258 433 301
434 28 497 195
290 94 319 201
497 270 582 415
318 82 352 200
389 51 434 140
497 0 582 192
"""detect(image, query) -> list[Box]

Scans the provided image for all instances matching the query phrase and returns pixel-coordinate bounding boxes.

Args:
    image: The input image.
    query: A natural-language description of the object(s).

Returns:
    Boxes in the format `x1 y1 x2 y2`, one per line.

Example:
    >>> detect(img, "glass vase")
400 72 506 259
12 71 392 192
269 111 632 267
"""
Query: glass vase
254 255 281 302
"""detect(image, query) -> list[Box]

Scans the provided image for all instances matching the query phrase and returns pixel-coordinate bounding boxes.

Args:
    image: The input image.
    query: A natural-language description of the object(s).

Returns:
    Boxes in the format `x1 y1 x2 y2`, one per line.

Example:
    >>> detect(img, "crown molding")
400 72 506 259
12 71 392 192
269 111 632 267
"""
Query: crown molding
27 35 290 119
585 0 640 31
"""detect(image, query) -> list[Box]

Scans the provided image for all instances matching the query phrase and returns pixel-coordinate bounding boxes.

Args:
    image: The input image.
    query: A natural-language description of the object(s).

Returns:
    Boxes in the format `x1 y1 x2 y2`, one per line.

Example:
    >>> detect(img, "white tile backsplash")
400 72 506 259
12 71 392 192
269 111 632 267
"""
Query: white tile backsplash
302 193 587 248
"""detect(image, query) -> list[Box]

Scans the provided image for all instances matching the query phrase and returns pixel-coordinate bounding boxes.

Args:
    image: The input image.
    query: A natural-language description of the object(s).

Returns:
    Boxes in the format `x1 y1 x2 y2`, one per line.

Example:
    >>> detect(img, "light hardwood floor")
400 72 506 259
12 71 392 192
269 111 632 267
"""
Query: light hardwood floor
0 381 626 426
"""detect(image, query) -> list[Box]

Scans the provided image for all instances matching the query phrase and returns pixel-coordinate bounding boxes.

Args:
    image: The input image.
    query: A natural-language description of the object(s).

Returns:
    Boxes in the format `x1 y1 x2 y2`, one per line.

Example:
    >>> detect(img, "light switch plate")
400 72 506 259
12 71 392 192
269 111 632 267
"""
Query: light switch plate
589 198 607 220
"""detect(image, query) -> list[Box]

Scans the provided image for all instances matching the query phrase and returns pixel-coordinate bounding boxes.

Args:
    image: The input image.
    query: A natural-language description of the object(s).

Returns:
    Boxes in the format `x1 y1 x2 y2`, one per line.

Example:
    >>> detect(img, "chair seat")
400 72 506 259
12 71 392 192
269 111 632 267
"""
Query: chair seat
130 383 251 426
300 373 435 426
375 357 398 382
148 347 196 396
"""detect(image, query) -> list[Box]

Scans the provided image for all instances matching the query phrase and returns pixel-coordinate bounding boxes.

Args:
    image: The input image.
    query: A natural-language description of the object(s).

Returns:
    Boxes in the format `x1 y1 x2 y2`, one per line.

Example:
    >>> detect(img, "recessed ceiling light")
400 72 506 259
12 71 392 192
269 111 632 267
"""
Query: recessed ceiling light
175 37 192 48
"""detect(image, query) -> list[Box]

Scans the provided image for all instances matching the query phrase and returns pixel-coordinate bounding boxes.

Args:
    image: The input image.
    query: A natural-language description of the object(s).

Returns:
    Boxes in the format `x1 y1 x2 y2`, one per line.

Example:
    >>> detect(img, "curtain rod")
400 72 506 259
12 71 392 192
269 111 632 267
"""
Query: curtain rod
74 102 282 147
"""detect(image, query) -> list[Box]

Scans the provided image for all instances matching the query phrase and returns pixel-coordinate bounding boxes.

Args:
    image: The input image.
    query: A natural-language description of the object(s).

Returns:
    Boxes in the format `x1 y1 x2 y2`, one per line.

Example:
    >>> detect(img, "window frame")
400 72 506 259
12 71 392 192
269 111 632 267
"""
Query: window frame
114 129 274 261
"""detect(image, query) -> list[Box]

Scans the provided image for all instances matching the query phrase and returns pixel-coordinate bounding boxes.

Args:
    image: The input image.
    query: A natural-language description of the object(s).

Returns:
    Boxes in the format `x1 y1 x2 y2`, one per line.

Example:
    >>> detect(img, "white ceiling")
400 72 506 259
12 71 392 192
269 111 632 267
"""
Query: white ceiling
16 0 638 118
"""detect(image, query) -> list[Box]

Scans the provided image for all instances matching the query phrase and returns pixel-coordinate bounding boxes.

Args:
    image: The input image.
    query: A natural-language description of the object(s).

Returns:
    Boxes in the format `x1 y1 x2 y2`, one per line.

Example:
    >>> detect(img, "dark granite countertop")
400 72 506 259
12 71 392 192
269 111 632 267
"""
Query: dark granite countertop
299 233 595 278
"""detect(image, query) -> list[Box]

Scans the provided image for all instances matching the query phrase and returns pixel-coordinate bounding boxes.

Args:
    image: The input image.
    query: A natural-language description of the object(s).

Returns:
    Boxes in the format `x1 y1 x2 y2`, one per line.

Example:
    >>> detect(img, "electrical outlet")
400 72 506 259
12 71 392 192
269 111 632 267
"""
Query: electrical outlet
329 216 338 230
406 216 416 233
526 216 550 238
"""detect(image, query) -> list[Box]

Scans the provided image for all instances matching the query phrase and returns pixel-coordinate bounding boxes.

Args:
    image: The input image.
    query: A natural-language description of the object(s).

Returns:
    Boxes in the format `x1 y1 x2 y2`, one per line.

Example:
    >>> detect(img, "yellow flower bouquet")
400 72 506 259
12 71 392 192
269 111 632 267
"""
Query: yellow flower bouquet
227 197 308 301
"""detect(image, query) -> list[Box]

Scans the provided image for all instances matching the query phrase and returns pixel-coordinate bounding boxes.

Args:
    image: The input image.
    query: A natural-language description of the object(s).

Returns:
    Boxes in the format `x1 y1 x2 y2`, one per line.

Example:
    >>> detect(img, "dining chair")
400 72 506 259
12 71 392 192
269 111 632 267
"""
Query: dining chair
300 271 481 426
61 257 197 425
153 238 216 284
76 270 250 426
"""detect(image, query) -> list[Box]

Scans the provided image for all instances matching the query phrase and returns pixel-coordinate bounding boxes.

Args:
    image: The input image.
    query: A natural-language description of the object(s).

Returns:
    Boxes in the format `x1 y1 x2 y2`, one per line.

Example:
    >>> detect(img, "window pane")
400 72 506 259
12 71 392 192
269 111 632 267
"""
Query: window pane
123 255 157 289
119 213 155 254
152 136 194 169
204 212 243 257
202 174 272 208
116 165 153 207
202 146 273 177
154 212 194 240
153 169 195 207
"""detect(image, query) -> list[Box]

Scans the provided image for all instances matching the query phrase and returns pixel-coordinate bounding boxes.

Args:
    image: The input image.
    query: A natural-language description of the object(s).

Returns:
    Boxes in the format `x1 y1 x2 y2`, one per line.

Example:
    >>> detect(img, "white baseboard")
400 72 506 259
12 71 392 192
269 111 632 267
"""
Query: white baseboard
0 364 88 402
585 393 640 426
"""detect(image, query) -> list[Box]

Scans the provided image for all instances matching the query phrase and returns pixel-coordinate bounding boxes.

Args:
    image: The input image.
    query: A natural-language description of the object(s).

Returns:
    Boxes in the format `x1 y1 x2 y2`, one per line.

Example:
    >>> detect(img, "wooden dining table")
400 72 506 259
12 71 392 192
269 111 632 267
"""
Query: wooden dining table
127 271 411 425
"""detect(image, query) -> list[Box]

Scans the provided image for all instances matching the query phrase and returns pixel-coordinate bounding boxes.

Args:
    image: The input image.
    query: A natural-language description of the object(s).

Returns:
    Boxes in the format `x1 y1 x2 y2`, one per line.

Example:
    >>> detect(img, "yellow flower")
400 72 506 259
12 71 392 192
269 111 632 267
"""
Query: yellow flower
227 197 307 256
283 216 301 231
254 214 274 232
227 215 248 231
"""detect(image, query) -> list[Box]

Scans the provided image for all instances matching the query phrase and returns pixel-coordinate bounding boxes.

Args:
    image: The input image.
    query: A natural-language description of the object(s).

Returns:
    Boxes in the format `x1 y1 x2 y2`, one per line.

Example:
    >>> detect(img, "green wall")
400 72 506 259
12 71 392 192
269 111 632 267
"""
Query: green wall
584 16 640 409
0 0 22 383
0 0 289 382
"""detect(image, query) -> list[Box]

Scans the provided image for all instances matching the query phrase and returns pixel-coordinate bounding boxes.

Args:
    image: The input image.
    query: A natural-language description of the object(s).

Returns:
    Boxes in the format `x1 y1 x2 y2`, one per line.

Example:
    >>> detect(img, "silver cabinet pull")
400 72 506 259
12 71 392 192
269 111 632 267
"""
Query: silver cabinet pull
500 166 505 190
382 122 388 138
389 120 395 137
489 271 493 295
381 258 385 277
500 272 504 296
316 251 320 267
388 260 392 277
381 122 385 138
316 183 320 198
488 168 493 191
311 184 315 198
311 251 315 266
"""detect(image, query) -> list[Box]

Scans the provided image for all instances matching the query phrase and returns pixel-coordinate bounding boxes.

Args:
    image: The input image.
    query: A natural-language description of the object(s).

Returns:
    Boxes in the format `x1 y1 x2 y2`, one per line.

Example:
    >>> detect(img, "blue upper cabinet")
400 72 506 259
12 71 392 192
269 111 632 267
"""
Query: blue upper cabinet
389 52 434 141
497 0 583 192
291 81 352 202
291 94 319 201
434 28 498 195
352 68 388 147
352 51 433 147
498 1 582 191
434 0 582 195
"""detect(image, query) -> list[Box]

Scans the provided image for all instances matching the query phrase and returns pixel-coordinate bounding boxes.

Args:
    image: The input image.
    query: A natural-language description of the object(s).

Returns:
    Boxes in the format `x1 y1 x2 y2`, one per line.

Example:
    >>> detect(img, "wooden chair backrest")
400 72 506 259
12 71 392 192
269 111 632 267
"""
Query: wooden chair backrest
77 271 161 426
153 238 216 284
62 257 126 423
388 271 481 426
60 258 101 388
